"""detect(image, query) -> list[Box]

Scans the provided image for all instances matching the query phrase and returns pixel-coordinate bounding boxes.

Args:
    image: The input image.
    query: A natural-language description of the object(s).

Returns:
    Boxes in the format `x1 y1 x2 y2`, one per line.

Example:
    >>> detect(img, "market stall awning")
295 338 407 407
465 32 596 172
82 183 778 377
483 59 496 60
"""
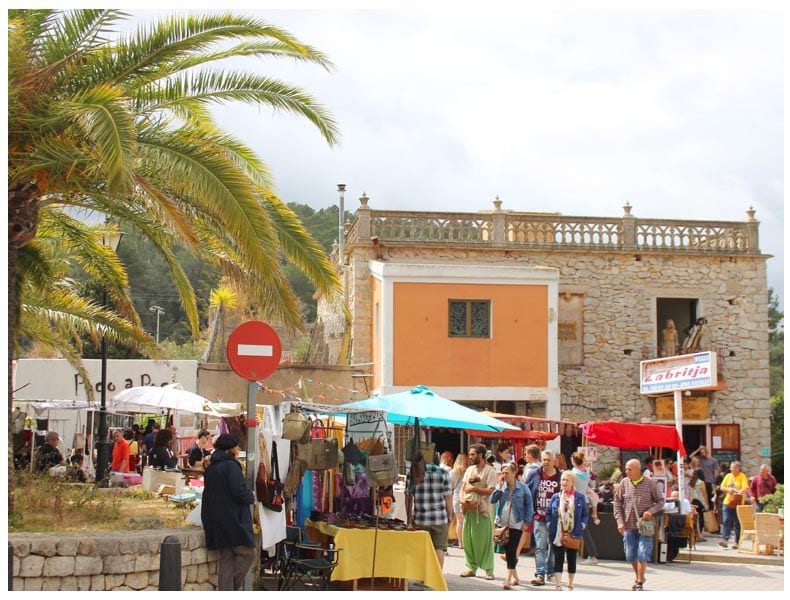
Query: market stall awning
340 385 520 432
581 420 686 456
465 410 577 440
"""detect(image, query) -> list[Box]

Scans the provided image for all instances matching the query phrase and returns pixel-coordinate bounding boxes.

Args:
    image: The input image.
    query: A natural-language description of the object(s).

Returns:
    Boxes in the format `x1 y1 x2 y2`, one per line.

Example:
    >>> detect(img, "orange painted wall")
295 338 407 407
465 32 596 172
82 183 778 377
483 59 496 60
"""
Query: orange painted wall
372 277 382 390
392 282 548 387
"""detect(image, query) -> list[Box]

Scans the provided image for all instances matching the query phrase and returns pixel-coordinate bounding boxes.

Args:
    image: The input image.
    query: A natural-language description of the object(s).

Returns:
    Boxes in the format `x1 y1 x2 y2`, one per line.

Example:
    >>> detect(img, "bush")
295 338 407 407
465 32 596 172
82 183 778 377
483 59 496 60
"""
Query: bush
758 483 784 514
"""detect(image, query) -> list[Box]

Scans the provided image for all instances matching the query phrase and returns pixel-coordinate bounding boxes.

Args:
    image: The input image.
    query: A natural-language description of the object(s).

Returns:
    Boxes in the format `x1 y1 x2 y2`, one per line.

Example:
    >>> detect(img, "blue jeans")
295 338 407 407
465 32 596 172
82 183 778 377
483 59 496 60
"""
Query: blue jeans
533 520 554 577
622 529 653 563
721 505 740 543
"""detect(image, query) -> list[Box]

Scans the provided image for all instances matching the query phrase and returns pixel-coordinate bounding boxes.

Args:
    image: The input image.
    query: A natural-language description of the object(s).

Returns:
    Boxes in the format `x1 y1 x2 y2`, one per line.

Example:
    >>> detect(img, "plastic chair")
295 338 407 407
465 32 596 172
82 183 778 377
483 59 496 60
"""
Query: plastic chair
736 504 756 553
278 525 338 591
753 512 782 555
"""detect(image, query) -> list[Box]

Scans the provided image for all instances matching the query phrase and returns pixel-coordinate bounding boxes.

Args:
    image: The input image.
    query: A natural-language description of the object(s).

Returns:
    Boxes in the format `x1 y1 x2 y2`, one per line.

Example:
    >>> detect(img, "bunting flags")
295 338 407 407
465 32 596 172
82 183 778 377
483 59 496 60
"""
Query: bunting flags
255 378 365 404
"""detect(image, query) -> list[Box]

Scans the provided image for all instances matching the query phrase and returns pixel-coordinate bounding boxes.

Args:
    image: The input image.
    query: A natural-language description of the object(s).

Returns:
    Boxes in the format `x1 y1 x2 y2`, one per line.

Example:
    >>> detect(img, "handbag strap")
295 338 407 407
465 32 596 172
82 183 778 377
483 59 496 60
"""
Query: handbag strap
271 441 280 483
629 480 642 523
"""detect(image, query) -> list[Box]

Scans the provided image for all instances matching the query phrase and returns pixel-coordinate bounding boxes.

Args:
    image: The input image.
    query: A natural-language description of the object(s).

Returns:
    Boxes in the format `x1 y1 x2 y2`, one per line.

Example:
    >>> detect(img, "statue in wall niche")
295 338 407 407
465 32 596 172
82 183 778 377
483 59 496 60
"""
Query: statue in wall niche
681 317 707 354
661 319 679 357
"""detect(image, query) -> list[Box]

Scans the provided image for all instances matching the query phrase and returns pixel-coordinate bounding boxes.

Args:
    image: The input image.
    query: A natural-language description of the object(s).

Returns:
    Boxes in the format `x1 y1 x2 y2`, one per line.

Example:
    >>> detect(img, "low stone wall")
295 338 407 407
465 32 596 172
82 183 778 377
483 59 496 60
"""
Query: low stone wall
9 527 217 591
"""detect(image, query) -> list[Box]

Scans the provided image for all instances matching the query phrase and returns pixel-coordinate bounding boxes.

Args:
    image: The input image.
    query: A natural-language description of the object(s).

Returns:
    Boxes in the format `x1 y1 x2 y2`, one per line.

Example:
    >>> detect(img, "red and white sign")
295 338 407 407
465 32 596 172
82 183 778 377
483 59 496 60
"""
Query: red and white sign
226 321 282 381
640 351 717 395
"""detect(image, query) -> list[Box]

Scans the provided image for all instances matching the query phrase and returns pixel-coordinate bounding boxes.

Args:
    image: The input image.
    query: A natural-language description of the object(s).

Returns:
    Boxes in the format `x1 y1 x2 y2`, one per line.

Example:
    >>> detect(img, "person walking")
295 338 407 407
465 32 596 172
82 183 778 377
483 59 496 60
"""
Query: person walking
491 462 534 590
459 443 497 580
718 461 749 548
526 449 562 587
546 470 588 590
110 429 130 473
748 464 777 513
571 450 600 563
449 452 469 549
614 458 665 591
510 443 542 559
406 453 453 569
201 434 256 591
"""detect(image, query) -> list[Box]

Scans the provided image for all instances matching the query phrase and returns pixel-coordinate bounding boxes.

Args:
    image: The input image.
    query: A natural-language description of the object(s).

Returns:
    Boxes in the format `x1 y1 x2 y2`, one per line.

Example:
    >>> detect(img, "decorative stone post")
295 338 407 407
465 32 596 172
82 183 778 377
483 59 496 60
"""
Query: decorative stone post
621 202 636 250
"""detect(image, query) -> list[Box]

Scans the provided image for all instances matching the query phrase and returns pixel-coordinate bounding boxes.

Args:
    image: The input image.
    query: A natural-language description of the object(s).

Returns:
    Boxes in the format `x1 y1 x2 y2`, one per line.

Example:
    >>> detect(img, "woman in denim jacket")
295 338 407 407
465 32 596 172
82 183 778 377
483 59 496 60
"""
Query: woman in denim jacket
546 470 589 590
491 462 534 589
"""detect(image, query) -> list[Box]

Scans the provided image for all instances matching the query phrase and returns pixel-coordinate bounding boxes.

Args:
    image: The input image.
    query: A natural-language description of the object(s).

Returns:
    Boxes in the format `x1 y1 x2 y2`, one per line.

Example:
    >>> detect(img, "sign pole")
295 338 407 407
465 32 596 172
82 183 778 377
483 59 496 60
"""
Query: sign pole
673 389 685 505
245 381 257 492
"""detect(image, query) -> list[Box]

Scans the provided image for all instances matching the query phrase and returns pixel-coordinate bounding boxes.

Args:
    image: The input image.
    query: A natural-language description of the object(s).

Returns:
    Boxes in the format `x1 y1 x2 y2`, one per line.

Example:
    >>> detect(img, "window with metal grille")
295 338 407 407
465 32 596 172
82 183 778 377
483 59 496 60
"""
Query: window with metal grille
448 300 490 338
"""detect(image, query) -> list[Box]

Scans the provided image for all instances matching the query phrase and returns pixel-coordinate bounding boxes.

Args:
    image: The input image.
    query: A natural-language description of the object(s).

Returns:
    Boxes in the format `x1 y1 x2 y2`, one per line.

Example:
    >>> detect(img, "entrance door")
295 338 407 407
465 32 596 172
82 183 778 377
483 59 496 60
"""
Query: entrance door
682 425 705 456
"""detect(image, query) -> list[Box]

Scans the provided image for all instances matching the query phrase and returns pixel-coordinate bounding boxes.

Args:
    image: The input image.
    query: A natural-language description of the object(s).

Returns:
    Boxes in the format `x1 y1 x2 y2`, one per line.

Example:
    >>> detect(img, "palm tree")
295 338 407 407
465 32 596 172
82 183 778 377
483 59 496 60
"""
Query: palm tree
8 9 341 510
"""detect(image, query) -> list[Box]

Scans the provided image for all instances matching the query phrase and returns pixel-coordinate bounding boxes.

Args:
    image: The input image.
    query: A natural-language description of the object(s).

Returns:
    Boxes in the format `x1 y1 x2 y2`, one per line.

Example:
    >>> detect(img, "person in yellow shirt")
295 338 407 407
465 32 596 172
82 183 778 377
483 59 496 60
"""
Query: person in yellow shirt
717 461 749 549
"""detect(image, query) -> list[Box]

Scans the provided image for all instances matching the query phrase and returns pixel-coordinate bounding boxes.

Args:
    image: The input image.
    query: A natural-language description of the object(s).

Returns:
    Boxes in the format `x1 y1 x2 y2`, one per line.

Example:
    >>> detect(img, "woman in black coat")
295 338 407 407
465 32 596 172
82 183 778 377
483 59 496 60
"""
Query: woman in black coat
201 434 256 591
148 428 178 470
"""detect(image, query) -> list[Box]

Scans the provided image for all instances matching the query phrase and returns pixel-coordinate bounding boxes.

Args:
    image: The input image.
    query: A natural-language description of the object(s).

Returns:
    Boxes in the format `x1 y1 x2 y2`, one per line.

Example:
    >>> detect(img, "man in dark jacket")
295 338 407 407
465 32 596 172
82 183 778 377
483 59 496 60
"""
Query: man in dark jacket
201 434 256 590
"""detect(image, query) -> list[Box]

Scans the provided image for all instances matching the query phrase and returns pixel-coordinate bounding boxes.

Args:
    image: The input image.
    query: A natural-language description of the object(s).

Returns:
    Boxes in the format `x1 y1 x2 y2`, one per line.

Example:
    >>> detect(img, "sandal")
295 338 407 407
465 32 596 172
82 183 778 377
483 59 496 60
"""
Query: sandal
460 571 475 578
503 584 511 590
512 579 520 586
531 576 545 586
485 573 495 580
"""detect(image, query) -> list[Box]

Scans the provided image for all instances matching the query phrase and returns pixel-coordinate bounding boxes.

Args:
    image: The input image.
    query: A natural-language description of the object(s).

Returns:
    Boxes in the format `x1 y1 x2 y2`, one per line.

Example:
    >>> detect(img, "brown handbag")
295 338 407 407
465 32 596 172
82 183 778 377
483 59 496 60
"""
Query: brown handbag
726 492 743 509
561 531 581 550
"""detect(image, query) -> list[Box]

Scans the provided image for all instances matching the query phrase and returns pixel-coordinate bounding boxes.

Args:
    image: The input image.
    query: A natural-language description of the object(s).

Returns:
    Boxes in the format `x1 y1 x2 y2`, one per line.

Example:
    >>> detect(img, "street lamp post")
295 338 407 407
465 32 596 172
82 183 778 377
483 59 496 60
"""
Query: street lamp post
95 230 123 486
149 305 165 344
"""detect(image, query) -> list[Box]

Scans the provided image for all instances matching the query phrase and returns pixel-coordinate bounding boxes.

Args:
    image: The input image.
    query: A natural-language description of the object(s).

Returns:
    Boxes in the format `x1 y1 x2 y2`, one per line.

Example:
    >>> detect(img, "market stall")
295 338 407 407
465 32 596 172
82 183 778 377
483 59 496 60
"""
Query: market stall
579 420 687 562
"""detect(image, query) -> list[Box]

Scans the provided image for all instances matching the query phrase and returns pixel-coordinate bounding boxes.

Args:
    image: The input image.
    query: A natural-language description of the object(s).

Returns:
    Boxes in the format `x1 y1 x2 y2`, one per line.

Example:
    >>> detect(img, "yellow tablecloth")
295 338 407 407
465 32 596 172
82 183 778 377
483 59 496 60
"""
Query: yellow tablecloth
308 521 447 591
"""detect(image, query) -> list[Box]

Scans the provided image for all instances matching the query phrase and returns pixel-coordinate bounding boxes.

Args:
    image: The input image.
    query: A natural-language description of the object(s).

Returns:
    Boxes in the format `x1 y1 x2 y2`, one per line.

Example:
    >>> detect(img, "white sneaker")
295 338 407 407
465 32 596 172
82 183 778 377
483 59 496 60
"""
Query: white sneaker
583 557 598 564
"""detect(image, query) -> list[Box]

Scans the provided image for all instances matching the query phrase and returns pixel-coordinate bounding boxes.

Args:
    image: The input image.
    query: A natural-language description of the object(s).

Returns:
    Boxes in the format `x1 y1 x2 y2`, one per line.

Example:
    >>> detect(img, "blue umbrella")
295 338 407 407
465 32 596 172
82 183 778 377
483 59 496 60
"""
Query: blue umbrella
339 385 520 432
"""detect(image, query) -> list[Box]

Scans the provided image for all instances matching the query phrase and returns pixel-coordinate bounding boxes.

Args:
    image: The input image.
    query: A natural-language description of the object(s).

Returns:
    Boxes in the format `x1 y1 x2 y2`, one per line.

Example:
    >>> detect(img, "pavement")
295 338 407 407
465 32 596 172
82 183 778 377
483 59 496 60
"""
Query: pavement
407 536 785 593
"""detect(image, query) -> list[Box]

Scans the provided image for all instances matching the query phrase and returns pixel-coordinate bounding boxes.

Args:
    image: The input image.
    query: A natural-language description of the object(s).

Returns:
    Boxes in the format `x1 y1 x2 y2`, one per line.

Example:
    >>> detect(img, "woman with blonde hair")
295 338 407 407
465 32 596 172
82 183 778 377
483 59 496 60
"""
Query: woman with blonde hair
450 452 469 548
546 470 588 590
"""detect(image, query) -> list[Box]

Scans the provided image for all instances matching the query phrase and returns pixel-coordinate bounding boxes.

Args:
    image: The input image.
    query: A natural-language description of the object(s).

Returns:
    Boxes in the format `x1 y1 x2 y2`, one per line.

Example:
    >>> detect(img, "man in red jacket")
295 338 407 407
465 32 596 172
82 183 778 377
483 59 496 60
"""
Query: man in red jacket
749 464 777 513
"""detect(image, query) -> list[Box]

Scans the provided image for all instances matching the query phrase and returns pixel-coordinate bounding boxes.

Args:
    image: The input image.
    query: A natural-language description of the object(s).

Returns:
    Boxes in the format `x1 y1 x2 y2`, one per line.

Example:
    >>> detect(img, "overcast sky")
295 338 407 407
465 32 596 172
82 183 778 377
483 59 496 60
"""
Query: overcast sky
124 3 786 308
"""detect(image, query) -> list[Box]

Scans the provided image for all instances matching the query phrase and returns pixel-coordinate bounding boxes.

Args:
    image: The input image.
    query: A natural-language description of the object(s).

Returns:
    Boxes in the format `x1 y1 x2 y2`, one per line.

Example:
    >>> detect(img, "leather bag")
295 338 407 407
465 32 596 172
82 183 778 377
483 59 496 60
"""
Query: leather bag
341 438 365 465
726 492 743 509
561 531 581 550
405 440 435 462
493 526 510 545
257 440 284 512
282 412 312 443
296 438 339 471
365 453 397 488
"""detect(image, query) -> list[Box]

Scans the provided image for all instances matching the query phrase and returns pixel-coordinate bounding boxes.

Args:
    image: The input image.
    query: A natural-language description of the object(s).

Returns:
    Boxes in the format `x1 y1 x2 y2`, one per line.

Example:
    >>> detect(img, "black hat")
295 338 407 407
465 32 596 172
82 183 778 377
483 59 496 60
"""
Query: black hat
214 434 240 451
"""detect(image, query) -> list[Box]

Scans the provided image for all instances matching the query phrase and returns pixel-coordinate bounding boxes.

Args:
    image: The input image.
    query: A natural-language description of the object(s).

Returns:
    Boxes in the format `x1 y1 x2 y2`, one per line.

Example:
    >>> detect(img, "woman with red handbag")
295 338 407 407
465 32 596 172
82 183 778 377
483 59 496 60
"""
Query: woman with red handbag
546 471 588 591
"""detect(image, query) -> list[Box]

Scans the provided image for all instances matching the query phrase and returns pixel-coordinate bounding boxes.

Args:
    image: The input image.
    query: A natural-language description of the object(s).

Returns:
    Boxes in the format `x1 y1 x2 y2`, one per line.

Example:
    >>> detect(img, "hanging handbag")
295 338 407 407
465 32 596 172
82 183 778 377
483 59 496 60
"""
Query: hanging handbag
282 412 312 443
296 438 339 471
365 453 397 488
257 440 284 512
561 531 582 550
341 438 365 465
405 440 435 462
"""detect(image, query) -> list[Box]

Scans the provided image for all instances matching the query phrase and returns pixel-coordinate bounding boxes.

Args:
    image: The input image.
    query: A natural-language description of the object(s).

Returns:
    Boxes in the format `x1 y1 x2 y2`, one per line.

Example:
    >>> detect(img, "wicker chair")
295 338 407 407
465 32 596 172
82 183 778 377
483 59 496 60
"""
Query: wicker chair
736 504 756 553
753 512 782 555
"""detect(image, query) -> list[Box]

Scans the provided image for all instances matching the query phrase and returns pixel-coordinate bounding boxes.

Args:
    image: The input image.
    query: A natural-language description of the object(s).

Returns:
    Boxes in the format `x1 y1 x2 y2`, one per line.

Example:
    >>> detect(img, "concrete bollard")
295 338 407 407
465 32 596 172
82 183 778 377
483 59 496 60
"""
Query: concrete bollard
159 535 182 591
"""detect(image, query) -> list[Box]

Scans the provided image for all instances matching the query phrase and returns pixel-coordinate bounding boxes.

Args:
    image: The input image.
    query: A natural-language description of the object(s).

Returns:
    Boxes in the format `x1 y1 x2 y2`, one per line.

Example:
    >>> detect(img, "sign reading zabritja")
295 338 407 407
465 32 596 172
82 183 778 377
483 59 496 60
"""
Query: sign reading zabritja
640 351 717 394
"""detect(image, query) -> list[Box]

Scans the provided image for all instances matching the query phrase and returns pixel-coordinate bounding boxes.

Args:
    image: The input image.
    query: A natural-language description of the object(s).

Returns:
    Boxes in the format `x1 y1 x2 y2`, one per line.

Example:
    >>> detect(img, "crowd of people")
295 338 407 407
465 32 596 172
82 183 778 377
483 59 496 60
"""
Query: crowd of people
402 441 779 592
29 426 779 591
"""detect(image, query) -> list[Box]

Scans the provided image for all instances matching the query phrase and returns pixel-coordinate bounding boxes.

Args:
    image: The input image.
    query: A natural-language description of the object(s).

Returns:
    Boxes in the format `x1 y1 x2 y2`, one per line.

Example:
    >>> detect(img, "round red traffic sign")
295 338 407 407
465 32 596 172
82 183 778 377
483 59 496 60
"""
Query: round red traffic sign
226 321 282 381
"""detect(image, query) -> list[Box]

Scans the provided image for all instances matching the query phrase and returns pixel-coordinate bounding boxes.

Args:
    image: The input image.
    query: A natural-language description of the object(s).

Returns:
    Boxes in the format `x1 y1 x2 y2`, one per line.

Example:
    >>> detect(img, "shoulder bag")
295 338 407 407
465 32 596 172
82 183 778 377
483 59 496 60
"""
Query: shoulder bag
257 440 284 512
631 481 655 537
561 531 582 550
366 453 397 488
493 489 512 545
282 412 312 443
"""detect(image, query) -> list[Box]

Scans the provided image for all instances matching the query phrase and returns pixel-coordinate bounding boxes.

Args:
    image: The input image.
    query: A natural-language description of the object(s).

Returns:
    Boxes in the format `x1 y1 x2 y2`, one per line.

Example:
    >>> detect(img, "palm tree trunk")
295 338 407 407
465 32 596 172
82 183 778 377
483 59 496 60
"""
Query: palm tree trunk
8 182 40 516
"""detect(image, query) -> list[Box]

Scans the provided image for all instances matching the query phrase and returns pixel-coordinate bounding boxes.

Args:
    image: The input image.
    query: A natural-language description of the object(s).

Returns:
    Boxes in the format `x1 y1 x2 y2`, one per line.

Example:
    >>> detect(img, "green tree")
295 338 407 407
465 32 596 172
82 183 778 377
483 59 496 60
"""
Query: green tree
8 9 340 511
767 288 783 482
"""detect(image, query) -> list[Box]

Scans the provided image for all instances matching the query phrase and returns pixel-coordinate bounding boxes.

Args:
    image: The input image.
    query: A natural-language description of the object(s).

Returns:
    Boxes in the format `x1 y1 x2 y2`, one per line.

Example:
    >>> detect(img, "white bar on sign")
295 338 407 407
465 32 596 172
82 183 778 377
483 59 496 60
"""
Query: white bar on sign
237 344 273 357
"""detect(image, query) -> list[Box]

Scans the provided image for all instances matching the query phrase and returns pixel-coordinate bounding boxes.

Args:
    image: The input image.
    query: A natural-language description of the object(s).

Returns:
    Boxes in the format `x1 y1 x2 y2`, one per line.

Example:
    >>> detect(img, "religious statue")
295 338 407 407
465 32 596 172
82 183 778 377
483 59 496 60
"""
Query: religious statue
662 319 679 357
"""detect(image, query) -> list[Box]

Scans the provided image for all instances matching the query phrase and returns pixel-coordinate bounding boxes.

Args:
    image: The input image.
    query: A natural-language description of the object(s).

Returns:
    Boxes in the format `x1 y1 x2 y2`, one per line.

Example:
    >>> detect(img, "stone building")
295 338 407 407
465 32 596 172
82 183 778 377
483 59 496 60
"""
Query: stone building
311 195 770 475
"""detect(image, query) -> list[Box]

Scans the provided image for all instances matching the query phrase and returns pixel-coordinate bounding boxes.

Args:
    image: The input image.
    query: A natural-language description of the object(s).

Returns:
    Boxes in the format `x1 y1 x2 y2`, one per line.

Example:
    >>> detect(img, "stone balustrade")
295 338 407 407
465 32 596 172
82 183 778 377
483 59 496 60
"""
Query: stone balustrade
343 204 759 255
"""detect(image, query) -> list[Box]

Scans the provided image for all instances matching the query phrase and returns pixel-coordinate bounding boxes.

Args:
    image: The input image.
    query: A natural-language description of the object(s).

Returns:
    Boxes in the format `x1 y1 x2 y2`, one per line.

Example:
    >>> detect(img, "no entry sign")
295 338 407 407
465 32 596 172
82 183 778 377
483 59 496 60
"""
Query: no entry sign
226 321 282 381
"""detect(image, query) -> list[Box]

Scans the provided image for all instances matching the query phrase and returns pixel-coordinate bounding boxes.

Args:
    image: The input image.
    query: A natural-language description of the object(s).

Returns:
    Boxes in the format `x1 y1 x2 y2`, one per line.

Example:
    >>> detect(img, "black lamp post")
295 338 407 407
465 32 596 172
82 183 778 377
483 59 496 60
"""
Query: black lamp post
94 230 123 486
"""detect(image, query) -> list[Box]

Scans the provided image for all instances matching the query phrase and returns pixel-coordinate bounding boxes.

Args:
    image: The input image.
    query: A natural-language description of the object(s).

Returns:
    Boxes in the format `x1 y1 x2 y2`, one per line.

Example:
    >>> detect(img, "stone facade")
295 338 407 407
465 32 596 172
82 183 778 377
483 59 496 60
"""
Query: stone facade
320 199 770 476
9 528 218 591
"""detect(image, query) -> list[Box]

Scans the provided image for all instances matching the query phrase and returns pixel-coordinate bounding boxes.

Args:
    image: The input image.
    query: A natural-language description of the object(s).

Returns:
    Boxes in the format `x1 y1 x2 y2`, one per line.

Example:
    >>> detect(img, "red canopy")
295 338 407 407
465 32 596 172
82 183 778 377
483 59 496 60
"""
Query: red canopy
581 420 686 456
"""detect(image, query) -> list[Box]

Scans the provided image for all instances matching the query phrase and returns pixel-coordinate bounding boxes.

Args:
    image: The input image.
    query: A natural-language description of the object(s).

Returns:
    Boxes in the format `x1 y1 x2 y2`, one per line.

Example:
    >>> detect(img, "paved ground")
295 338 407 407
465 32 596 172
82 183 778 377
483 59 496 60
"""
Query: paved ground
410 537 785 593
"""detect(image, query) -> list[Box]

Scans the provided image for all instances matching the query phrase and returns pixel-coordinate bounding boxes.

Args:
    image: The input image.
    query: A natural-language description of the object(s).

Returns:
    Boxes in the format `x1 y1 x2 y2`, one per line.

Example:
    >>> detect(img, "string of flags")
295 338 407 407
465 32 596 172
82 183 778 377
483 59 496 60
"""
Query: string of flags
255 377 365 404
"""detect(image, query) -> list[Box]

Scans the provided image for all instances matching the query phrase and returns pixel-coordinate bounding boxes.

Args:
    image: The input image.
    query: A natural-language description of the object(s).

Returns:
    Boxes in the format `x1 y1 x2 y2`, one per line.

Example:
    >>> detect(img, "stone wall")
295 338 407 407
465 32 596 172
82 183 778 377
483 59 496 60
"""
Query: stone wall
9 528 217 591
